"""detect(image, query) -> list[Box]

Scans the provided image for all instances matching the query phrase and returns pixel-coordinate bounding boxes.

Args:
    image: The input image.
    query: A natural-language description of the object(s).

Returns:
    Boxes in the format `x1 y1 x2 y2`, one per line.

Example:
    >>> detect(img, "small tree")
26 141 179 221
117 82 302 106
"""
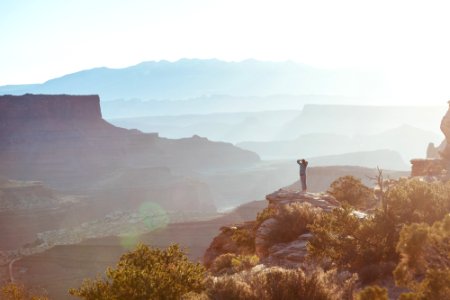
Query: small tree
328 176 374 208
69 243 205 300
368 167 388 213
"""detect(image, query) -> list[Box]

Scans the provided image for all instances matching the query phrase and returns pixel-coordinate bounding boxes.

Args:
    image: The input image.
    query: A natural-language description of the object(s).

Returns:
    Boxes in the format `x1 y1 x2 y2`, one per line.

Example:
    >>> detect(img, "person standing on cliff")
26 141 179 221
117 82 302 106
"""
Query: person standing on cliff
297 159 308 192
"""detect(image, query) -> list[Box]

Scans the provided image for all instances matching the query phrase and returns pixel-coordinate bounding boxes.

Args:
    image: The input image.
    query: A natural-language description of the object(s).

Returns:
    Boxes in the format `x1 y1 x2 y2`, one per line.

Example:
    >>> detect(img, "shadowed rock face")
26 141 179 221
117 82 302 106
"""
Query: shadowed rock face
0 94 259 191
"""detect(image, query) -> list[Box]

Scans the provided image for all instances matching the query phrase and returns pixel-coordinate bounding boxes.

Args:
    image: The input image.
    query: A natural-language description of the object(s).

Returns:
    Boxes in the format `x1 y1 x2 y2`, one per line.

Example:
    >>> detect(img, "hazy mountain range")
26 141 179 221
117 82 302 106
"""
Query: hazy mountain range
110 105 445 142
237 124 441 164
0 59 386 103
109 104 444 167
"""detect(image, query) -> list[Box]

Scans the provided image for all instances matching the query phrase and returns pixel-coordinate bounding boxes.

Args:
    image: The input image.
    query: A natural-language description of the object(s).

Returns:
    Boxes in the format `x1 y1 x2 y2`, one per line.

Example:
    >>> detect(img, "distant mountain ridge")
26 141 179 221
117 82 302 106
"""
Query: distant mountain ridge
0 59 386 101
237 124 441 164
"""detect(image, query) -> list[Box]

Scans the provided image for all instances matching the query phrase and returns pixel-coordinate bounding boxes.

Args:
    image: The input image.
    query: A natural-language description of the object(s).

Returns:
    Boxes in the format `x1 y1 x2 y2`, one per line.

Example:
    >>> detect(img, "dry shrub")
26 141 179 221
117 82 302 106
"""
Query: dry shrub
230 226 255 253
328 175 374 208
231 255 259 274
394 215 450 299
268 202 321 245
210 253 259 276
206 275 255 300
354 285 388 300
1 282 49 300
256 207 276 227
181 291 210 300
206 266 357 300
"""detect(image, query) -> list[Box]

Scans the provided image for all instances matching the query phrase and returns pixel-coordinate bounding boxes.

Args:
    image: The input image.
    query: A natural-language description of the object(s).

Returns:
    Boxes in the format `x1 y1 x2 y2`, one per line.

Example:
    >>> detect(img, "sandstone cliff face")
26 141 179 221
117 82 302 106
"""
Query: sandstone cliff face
0 94 259 193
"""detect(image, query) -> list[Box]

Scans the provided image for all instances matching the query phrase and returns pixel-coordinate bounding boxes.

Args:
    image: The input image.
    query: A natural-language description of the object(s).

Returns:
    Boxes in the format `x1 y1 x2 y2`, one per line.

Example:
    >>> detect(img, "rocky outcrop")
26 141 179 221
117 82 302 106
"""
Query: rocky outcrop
203 221 255 268
440 101 450 160
265 189 339 212
426 142 440 159
266 233 312 266
254 190 339 263
412 101 450 177
410 158 446 177
204 189 340 268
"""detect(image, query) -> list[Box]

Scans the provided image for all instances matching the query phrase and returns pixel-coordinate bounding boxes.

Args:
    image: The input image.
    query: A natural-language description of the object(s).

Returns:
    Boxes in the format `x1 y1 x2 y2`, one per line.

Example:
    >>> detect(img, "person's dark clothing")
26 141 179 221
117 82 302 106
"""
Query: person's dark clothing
299 161 308 175
297 160 308 191
300 174 307 191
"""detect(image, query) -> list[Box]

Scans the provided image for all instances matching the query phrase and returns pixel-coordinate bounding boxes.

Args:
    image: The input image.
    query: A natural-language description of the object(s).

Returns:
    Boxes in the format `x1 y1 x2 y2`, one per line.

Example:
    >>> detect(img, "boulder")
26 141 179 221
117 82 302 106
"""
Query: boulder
267 233 311 266
254 218 278 258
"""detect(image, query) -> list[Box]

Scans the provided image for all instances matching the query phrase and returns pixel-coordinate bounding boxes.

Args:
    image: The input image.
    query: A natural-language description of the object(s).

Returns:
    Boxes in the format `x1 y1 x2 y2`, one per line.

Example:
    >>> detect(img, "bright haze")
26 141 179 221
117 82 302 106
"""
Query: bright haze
2 0 450 104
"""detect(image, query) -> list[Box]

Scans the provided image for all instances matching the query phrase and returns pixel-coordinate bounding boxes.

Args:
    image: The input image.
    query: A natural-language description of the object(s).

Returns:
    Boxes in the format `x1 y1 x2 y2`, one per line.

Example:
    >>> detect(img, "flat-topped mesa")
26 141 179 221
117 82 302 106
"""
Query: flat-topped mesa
0 94 102 121
265 189 340 212
0 94 119 138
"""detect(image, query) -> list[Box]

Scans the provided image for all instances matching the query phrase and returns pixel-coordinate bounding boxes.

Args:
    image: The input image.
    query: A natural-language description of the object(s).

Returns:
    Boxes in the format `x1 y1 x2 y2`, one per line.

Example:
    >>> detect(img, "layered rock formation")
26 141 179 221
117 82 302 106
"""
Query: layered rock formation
0 94 259 191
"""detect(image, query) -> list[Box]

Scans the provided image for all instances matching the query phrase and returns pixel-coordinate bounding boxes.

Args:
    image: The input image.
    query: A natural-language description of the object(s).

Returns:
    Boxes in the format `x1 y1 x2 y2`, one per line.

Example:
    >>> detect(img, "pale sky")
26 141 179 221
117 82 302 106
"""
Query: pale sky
2 0 450 104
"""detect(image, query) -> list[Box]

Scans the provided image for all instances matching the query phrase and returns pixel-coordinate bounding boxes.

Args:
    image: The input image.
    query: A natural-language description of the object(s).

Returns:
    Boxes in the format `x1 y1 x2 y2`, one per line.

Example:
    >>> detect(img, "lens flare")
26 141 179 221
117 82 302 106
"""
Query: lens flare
119 202 170 249
139 202 170 230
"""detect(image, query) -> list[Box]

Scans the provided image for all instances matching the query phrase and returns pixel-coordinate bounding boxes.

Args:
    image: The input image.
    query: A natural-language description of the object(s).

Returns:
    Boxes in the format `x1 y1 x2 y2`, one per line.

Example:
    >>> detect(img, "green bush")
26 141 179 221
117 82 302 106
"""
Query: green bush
69 243 205 300
328 176 374 208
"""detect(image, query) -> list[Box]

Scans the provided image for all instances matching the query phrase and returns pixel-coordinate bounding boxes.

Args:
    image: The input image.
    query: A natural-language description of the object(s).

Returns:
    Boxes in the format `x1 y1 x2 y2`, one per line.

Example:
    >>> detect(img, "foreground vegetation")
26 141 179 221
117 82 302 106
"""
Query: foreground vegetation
312 176 450 299
2 175 449 299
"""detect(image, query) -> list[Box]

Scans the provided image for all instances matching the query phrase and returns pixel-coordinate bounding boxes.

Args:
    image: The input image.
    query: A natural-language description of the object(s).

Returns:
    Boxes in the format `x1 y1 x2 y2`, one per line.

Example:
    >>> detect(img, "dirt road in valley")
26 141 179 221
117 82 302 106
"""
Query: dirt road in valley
8 257 20 283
